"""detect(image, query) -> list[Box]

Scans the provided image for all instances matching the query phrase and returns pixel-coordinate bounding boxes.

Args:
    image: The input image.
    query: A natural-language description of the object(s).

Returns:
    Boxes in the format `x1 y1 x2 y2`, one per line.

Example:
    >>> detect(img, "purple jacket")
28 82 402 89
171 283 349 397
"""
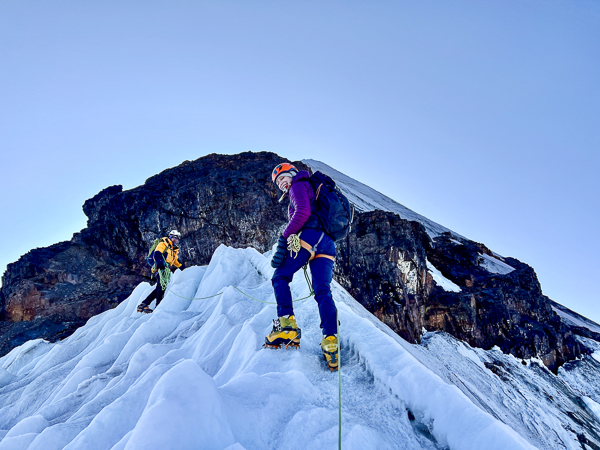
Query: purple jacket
282 171 316 238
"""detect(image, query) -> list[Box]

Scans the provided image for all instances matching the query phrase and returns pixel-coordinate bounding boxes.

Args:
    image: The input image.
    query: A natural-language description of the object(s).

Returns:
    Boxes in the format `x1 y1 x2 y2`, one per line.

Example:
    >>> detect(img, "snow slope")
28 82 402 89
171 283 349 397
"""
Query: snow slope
303 159 460 239
551 304 600 335
426 261 461 293
477 253 515 275
0 245 542 450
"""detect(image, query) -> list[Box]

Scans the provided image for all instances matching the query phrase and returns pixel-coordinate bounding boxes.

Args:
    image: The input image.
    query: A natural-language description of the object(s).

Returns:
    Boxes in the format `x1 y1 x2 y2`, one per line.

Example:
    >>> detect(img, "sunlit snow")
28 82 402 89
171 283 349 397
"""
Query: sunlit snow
426 261 461 293
477 253 515 275
1 245 539 450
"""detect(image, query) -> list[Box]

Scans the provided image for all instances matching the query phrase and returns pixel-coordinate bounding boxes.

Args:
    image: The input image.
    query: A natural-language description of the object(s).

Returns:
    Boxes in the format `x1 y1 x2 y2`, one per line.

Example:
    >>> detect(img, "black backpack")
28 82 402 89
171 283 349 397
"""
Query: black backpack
308 171 353 241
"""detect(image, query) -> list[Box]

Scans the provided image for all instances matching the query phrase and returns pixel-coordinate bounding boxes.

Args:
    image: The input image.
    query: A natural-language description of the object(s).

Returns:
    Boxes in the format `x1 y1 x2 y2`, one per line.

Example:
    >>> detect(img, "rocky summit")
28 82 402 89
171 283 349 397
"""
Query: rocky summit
0 152 593 371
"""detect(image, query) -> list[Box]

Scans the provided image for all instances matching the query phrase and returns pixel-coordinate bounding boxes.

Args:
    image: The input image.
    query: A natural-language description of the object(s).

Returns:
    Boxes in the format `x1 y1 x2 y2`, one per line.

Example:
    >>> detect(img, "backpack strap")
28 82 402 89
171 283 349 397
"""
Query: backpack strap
154 238 173 265
314 183 323 200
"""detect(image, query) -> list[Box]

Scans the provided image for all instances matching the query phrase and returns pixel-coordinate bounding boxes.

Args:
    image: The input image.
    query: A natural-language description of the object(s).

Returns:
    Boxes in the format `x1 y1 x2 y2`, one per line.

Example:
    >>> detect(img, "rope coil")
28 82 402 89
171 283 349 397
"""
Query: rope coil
287 234 302 259
159 267 171 291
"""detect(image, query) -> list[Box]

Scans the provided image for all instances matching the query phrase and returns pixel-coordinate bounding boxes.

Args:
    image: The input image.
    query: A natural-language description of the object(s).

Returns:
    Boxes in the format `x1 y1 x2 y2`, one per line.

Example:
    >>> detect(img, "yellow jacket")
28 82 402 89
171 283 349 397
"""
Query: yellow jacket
155 238 182 268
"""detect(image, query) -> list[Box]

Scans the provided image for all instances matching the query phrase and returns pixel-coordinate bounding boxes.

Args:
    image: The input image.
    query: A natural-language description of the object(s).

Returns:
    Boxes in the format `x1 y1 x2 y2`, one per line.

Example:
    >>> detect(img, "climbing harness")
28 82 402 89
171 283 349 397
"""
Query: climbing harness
289 232 335 262
301 232 335 262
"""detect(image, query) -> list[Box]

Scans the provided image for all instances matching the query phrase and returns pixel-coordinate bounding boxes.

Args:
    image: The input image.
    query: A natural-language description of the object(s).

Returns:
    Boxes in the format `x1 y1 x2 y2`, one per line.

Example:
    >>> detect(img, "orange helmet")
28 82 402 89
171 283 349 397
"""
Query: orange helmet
271 163 298 183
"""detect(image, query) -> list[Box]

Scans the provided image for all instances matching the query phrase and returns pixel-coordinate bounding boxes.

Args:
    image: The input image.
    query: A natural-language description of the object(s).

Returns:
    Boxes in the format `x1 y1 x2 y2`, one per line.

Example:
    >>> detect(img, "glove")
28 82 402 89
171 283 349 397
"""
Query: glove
179 262 186 271
156 259 166 270
271 236 287 268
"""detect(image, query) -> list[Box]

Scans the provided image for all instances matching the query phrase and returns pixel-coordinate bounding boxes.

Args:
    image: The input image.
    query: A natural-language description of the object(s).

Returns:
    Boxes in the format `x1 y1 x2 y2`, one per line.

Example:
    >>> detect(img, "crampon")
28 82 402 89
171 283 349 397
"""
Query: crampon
137 304 153 314
264 340 300 350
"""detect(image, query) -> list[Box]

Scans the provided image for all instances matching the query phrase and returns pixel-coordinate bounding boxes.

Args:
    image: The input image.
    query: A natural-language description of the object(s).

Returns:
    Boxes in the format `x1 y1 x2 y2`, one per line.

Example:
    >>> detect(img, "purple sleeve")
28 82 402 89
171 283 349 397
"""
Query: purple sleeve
282 182 312 238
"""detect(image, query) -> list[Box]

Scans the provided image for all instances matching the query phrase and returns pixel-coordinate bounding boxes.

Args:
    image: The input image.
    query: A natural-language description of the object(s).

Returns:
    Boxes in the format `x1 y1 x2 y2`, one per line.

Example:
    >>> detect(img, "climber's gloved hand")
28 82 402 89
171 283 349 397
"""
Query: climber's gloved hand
156 260 166 270
271 236 287 268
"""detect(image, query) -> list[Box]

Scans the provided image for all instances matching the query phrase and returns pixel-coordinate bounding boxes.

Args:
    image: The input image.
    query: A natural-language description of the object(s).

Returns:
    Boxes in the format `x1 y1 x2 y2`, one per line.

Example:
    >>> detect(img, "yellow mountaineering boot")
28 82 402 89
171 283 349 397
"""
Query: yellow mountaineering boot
321 335 339 371
264 316 301 349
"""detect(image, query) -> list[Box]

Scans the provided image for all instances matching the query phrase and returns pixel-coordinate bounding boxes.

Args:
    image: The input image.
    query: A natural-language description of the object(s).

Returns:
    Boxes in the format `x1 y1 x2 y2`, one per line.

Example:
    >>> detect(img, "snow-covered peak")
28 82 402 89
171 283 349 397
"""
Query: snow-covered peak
303 159 461 239
304 160 521 278
1 245 545 449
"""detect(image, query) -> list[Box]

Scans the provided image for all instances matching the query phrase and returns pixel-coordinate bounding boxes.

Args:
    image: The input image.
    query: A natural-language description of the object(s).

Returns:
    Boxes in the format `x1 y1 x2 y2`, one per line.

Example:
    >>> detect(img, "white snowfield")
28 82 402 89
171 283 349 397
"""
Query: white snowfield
0 245 540 450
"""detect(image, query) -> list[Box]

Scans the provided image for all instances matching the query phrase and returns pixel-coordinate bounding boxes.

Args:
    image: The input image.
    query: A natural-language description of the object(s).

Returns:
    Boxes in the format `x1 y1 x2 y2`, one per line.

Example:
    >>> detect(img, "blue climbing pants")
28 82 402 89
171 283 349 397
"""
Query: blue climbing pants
272 229 338 336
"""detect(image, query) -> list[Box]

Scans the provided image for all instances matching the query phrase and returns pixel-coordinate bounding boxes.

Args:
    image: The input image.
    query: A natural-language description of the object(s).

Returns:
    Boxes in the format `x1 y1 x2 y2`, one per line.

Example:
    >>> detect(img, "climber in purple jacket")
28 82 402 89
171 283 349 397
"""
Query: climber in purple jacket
265 163 339 370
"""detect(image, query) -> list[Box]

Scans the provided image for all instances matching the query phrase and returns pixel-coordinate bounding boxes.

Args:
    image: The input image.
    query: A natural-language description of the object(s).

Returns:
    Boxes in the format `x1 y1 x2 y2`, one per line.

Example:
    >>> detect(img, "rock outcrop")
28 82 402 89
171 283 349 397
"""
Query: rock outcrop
334 218 586 372
426 234 585 370
333 210 432 344
0 151 591 371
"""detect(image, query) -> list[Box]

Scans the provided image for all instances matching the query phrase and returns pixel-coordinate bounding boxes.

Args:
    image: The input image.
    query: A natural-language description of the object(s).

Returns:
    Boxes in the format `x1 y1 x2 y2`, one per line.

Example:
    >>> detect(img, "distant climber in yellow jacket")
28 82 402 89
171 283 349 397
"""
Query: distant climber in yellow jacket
137 230 185 313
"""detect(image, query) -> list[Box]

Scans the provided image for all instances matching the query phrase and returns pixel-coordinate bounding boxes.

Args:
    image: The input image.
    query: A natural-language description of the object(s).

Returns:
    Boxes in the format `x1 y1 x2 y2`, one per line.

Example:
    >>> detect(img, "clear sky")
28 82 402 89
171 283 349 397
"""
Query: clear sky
1 1 599 323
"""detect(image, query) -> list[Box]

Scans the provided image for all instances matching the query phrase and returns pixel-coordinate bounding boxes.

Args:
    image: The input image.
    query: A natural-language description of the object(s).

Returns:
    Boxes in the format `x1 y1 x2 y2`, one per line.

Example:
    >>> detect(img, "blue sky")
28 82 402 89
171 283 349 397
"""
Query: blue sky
1 0 599 323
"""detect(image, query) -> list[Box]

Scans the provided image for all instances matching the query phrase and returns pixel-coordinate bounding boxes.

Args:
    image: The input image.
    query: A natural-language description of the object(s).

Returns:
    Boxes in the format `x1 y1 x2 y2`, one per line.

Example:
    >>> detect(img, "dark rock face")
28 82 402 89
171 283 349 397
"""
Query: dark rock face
0 240 131 356
425 234 585 371
334 216 587 372
0 151 590 372
76 153 301 269
334 210 433 344
1 242 126 322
